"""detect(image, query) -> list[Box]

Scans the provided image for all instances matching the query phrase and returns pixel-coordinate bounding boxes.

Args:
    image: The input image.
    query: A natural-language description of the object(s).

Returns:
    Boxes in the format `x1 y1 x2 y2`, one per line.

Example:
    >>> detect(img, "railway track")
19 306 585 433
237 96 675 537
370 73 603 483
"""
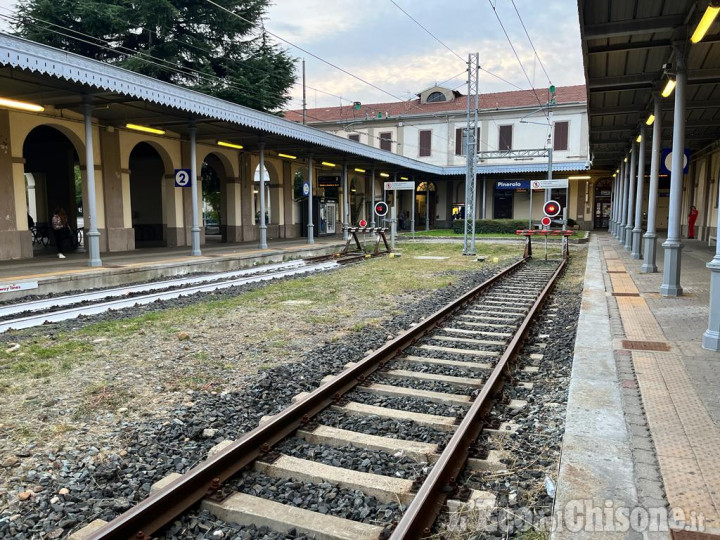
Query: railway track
81 256 565 540
0 259 341 334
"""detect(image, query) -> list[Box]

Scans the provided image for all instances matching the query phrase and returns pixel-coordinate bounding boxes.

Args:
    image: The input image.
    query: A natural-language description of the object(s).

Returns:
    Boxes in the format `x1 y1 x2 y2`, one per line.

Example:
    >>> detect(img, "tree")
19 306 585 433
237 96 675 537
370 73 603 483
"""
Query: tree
13 0 296 112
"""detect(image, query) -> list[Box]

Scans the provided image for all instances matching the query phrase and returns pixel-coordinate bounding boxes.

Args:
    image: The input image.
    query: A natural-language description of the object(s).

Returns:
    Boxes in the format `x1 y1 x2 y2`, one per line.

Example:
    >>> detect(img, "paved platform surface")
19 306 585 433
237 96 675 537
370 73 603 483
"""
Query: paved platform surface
556 233 720 539
0 237 346 300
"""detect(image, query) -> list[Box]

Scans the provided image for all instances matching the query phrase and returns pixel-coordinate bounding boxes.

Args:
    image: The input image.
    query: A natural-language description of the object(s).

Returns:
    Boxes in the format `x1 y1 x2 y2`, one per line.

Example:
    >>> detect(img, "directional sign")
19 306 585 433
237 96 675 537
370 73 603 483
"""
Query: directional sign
543 200 562 217
174 168 192 188
384 181 415 190
531 179 568 189
374 201 389 217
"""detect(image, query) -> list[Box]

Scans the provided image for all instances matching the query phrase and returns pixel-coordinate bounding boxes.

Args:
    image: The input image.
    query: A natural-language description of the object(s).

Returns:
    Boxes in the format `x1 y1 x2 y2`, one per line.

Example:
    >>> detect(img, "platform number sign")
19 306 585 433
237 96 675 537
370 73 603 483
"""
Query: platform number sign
543 200 561 217
374 201 389 217
174 168 192 188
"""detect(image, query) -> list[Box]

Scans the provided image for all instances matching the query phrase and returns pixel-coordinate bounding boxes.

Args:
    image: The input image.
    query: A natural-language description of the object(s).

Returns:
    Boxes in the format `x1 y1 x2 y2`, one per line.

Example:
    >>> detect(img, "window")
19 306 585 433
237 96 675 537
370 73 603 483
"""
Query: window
554 121 569 151
419 130 432 157
348 134 360 142
379 132 392 152
455 128 481 155
427 91 446 103
499 125 513 151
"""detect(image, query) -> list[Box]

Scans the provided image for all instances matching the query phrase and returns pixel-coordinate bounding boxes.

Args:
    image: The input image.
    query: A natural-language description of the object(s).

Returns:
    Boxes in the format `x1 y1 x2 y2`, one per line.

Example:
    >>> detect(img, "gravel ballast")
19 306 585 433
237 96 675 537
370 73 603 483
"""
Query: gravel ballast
0 254 514 538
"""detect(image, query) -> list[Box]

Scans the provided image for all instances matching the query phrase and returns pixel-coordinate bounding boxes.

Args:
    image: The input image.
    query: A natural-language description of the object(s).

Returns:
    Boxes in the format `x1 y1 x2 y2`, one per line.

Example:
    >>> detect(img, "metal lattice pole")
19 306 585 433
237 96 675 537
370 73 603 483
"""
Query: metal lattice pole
463 52 479 256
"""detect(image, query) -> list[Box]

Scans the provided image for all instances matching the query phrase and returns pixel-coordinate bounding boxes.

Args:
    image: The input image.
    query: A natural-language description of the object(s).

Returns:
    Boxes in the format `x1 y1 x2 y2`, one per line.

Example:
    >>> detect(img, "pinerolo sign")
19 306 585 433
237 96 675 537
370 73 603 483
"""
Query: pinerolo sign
496 180 530 190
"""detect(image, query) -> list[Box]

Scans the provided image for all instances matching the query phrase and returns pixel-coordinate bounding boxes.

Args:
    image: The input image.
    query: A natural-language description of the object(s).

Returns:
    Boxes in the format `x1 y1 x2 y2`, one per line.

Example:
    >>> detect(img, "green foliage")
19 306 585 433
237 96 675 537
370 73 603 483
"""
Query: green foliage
452 219 529 234
13 0 296 111
293 170 305 200
201 162 221 219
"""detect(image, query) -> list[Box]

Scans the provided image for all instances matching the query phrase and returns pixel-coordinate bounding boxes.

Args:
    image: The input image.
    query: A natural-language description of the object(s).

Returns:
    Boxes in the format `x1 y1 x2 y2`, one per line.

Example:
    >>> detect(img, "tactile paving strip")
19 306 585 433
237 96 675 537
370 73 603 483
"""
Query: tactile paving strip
604 245 720 533
634 352 720 530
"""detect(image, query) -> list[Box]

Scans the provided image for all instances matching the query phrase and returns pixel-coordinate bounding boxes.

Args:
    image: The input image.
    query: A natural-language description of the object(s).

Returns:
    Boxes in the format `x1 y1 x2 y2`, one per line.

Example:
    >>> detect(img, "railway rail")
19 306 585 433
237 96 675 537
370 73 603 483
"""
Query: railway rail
80 255 566 540
0 259 342 334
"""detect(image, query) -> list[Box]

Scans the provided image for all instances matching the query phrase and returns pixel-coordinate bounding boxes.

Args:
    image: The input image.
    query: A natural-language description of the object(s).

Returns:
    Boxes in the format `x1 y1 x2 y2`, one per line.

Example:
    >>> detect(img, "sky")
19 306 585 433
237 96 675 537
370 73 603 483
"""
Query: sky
264 0 586 110
0 0 586 110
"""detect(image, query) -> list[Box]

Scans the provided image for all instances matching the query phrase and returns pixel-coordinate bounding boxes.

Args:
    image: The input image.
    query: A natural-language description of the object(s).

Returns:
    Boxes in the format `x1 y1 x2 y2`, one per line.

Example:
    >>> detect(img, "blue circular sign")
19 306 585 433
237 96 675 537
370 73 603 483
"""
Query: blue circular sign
302 181 310 196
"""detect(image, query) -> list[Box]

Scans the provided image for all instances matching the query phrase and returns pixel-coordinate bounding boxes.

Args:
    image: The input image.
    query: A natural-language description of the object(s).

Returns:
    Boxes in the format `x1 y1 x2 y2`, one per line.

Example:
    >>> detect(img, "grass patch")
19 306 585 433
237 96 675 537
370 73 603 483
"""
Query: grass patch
74 381 130 418
406 228 581 238
0 341 92 378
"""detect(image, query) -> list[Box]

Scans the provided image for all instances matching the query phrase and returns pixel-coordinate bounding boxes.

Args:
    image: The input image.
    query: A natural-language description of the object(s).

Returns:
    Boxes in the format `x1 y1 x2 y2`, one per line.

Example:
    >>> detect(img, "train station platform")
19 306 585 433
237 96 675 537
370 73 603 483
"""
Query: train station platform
556 233 720 539
0 238 345 301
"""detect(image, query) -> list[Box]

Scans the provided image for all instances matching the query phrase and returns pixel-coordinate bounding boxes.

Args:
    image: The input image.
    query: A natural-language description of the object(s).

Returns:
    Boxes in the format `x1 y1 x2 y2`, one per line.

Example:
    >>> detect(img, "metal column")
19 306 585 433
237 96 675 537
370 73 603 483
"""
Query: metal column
632 125 646 259
258 142 267 250
618 160 628 244
642 97 662 273
370 165 376 229
661 45 686 297
411 177 416 237
82 103 102 267
306 155 314 244
703 182 720 349
462 52 479 256
189 125 201 256
625 143 636 249
342 162 349 241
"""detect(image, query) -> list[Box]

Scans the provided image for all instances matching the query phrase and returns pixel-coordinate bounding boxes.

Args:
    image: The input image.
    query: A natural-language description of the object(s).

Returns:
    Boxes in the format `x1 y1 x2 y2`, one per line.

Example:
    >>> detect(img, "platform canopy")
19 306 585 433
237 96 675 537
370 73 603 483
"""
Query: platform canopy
578 0 720 170
0 33 455 178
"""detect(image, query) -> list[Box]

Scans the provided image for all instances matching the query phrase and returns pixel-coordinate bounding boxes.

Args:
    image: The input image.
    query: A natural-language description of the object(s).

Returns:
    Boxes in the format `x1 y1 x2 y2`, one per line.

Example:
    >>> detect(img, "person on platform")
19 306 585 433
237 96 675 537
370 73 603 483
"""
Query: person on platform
51 207 68 259
688 205 699 239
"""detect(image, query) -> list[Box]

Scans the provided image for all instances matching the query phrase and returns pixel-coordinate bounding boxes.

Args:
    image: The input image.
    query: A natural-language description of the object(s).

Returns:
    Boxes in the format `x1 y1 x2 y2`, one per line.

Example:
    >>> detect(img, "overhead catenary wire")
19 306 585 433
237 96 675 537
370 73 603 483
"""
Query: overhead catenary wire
204 0 409 104
388 0 465 63
509 0 552 85
486 0 548 120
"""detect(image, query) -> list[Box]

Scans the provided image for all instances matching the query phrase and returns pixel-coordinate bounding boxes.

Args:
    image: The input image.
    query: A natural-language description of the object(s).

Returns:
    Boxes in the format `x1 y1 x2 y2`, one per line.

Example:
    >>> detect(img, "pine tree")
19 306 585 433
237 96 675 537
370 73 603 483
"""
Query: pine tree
13 0 296 112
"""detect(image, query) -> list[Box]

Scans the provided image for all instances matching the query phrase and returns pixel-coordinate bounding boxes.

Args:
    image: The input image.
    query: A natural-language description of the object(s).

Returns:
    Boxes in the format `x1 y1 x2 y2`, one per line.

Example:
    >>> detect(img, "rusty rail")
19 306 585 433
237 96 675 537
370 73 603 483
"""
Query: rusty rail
390 257 567 539
86 257 530 540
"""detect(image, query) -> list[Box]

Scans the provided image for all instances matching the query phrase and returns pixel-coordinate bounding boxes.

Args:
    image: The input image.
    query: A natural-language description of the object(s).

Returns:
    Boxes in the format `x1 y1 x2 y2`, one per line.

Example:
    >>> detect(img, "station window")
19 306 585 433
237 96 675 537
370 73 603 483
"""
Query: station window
499 125 513 151
349 134 360 142
455 128 481 155
379 132 392 152
427 91 446 102
419 130 432 157
554 121 569 151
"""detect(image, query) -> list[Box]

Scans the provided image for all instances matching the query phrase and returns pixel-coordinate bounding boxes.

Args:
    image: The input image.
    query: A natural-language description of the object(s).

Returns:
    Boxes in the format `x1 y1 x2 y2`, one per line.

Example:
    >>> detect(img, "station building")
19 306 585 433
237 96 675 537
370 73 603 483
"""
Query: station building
286 85 594 228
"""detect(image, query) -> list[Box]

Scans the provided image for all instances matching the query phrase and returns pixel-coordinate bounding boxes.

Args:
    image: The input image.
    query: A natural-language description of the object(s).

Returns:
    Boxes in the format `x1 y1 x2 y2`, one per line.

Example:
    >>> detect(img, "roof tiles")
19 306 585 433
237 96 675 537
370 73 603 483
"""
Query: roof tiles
285 85 586 124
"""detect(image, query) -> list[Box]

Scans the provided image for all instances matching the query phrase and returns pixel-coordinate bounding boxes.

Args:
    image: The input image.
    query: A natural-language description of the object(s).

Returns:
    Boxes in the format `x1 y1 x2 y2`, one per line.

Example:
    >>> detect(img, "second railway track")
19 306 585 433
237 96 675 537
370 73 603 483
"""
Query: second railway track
79 256 566 540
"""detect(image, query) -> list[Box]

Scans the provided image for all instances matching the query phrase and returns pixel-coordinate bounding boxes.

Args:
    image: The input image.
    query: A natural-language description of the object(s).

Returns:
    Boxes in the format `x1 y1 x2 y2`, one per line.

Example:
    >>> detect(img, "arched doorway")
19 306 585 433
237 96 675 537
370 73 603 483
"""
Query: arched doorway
594 178 612 229
129 143 166 247
202 153 227 242
23 125 83 253
416 181 436 228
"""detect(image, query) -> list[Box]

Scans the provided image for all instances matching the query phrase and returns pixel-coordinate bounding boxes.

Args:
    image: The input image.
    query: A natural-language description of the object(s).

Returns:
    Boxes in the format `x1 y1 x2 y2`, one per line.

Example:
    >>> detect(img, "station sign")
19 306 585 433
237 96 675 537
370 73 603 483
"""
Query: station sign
318 175 340 188
0 281 38 294
302 181 310 196
531 179 568 189
661 148 690 175
174 168 192 188
384 181 415 190
496 180 529 190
